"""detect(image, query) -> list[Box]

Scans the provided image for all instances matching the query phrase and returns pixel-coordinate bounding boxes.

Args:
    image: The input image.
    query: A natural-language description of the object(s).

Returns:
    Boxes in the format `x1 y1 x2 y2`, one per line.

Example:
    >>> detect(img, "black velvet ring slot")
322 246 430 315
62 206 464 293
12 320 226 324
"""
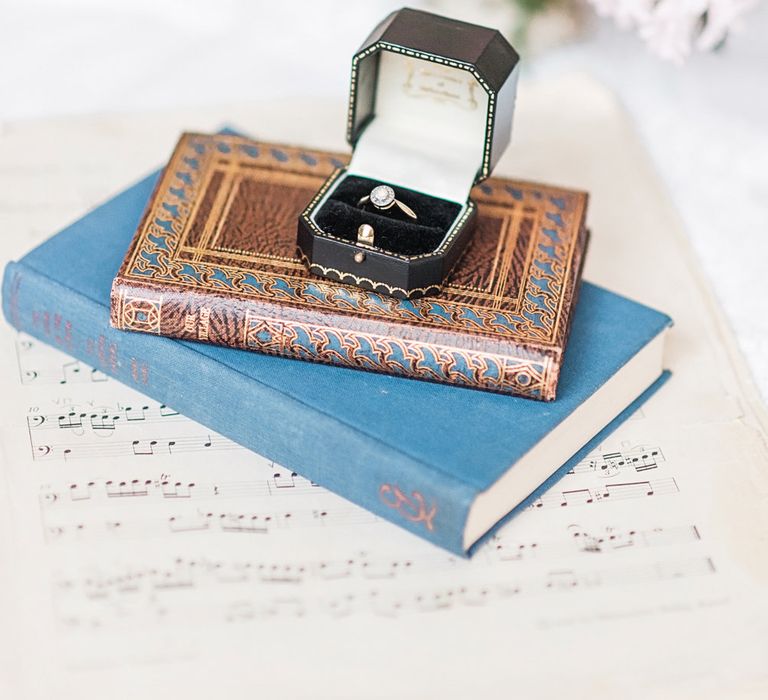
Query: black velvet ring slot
313 175 463 257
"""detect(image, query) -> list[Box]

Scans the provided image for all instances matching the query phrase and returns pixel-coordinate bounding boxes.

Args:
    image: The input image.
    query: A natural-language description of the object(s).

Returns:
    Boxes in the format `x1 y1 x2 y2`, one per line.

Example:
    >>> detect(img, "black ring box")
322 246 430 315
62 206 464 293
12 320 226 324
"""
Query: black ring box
298 7 520 299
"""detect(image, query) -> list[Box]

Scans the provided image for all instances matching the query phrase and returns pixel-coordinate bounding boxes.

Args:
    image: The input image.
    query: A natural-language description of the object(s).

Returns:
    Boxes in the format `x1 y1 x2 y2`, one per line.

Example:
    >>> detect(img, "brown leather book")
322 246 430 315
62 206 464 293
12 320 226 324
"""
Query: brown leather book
110 132 588 400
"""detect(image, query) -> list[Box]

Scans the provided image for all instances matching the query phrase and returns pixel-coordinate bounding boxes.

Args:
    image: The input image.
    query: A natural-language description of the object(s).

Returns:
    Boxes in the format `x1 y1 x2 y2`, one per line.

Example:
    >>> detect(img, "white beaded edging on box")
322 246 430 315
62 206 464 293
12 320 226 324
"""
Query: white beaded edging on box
300 167 477 262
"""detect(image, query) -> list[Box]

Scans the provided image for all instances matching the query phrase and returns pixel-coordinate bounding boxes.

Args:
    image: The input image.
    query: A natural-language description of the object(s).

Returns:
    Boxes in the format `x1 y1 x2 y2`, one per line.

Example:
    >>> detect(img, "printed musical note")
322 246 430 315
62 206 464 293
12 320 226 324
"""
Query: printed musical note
16 336 111 385
272 467 298 490
105 479 152 498
491 524 701 561
568 446 665 478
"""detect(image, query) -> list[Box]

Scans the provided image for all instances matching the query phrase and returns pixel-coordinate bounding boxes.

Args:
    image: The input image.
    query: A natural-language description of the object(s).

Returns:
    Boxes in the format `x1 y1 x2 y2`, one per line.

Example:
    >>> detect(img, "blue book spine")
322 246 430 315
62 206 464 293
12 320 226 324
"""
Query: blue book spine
2 261 477 554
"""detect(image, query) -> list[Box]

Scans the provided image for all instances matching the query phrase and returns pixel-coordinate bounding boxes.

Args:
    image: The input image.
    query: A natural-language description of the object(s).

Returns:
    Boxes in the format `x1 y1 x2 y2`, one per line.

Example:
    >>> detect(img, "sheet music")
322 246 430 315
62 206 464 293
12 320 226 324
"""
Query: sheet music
1 79 767 700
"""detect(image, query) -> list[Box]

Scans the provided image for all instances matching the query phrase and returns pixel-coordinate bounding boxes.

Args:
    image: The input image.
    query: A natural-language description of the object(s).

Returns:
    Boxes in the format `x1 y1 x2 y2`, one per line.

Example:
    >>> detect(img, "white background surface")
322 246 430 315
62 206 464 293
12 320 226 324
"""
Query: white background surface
1 0 767 399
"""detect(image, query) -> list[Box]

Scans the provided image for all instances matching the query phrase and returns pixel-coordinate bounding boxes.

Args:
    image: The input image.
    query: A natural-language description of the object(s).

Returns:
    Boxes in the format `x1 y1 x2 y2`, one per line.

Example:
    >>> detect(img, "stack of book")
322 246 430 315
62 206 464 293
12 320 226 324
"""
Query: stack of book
1 132 670 556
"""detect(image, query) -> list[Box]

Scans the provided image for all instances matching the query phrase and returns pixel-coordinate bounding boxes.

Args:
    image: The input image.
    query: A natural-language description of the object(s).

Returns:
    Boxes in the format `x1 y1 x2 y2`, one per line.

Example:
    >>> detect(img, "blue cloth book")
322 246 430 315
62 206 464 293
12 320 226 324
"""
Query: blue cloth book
1 160 671 556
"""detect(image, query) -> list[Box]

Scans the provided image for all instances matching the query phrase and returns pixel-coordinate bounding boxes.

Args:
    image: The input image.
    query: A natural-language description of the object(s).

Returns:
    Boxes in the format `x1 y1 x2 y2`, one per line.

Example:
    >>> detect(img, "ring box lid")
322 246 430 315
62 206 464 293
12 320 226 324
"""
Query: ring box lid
347 7 520 203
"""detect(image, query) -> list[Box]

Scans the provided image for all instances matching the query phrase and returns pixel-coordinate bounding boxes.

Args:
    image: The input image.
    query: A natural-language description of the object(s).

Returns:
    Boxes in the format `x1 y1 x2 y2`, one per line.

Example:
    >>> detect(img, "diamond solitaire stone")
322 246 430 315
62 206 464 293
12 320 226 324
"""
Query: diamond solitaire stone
370 185 395 209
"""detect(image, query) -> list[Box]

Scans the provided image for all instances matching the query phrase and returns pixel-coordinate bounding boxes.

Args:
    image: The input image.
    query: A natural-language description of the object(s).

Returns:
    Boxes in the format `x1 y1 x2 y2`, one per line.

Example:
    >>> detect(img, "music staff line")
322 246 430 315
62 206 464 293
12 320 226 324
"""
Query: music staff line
26 405 664 479
54 556 717 626
491 523 701 561
27 403 183 434
32 433 242 461
38 475 680 521
529 477 679 509
43 505 379 543
38 470 319 507
568 447 665 477
16 338 110 386
44 523 704 587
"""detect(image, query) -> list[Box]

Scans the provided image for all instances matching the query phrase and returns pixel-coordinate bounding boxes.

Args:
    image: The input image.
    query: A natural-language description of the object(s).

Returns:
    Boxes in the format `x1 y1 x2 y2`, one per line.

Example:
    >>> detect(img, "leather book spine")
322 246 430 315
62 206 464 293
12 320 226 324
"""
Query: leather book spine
109 274 565 400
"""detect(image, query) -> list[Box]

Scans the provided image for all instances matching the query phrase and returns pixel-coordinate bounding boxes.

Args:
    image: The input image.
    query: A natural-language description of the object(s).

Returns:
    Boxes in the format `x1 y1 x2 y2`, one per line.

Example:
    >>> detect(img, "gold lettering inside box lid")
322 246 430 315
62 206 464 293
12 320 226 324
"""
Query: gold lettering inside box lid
403 59 479 110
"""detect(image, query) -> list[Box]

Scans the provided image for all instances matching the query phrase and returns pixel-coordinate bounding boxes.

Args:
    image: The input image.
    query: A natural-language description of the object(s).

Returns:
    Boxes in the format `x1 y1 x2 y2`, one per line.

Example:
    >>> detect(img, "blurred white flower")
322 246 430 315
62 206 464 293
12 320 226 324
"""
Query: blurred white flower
589 0 655 28
641 0 709 64
587 0 761 62
697 0 760 50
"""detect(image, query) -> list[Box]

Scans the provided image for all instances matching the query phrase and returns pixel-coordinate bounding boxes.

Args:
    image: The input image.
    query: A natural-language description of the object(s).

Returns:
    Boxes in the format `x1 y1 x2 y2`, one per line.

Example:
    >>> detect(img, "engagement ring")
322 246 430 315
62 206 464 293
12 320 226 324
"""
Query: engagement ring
358 185 417 220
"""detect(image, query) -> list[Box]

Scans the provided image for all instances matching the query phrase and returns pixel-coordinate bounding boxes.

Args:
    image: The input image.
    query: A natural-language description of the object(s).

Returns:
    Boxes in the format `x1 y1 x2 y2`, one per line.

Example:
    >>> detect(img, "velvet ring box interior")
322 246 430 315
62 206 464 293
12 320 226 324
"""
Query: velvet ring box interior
297 7 520 299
